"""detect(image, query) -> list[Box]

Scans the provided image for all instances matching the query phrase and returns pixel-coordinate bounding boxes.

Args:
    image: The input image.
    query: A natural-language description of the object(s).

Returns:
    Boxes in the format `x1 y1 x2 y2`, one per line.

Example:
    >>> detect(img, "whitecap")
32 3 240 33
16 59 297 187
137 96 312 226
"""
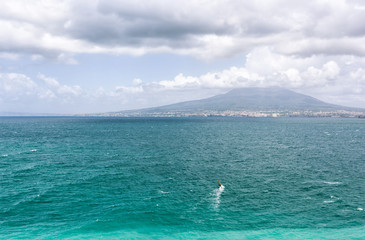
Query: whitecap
357 208 363 211
158 190 169 194
1 154 8 157
30 149 37 152
324 200 334 203
324 181 342 185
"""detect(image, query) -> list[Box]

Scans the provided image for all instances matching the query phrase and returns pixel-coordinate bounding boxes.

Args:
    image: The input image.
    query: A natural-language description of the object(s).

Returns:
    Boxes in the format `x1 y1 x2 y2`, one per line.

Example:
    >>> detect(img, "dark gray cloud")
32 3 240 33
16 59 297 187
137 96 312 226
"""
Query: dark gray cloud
64 0 233 49
1 0 365 59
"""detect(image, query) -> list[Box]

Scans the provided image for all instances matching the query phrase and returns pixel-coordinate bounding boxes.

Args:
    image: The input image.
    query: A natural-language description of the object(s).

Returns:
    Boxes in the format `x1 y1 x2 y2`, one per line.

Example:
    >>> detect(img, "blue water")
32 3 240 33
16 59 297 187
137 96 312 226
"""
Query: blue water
0 117 364 239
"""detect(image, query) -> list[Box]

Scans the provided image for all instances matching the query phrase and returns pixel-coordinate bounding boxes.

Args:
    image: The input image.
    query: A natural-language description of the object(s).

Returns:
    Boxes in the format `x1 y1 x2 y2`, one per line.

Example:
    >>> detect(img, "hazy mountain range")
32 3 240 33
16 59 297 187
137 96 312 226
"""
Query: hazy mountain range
105 87 364 117
135 87 353 112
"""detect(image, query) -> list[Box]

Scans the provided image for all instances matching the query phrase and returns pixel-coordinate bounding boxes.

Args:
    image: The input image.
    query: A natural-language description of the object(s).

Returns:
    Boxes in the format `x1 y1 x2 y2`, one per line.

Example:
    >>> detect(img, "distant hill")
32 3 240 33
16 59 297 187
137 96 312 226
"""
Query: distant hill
128 87 359 113
84 87 365 117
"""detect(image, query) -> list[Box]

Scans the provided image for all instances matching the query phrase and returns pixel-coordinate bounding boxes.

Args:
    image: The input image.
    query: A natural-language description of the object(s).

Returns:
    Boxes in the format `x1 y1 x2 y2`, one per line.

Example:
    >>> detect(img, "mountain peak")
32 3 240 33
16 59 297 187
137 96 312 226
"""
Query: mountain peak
225 87 286 95
190 87 333 112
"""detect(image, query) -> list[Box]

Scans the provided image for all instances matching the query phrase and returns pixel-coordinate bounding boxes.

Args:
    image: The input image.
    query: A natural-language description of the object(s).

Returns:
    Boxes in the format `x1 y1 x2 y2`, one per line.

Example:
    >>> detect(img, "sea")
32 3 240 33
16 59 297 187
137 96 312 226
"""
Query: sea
0 117 364 239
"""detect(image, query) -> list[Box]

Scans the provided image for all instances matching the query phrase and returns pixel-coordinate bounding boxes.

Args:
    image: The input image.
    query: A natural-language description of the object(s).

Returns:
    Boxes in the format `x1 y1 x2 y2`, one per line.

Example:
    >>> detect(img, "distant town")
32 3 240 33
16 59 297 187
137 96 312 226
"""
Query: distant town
83 109 365 118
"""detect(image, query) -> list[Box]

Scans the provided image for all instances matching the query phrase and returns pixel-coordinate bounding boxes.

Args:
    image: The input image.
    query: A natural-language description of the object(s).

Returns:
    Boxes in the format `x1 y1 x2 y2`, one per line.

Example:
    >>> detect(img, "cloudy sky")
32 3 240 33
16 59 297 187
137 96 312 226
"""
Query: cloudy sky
1 0 365 114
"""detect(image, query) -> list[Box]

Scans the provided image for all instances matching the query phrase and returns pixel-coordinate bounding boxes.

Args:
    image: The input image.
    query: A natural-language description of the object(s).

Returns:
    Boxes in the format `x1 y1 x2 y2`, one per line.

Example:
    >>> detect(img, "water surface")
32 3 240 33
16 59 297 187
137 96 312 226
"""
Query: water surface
0 117 364 239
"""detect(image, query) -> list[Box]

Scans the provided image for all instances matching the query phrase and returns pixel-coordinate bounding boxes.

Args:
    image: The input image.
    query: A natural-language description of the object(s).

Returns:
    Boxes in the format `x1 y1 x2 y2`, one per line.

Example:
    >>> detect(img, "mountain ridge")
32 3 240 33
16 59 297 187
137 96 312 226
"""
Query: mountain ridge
87 87 365 117
124 87 361 112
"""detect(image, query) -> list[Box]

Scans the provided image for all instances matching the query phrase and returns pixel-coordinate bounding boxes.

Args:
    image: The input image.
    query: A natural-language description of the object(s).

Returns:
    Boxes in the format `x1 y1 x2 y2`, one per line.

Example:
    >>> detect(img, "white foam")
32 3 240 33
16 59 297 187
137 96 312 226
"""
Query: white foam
30 149 37 152
158 190 169 194
324 181 341 185
212 185 225 209
357 208 363 211
324 200 334 203
1 154 8 157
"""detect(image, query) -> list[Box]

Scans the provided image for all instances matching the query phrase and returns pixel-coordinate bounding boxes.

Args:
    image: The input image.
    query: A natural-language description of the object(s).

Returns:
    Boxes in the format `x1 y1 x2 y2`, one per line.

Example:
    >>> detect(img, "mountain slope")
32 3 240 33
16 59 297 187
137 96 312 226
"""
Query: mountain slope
135 87 355 113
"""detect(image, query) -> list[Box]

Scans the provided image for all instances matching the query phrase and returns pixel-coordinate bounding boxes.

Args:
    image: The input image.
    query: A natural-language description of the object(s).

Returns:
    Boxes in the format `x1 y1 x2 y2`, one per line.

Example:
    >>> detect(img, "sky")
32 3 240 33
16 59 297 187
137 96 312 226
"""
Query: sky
1 0 365 114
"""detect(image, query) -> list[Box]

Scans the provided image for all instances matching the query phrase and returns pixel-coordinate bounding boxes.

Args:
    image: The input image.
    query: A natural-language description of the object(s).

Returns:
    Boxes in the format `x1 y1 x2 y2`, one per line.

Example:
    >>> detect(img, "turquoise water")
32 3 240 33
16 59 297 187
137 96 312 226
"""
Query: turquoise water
0 117 364 239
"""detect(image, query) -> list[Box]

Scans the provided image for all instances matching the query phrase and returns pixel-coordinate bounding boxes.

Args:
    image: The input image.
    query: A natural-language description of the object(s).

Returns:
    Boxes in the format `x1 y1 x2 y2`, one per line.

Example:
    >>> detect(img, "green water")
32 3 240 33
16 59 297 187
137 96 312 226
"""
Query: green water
0 117 364 239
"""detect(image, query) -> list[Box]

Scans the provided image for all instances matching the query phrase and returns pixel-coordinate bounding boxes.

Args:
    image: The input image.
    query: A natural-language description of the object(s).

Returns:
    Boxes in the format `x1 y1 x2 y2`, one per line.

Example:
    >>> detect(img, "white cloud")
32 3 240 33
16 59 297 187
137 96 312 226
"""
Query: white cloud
38 74 60 88
0 73 37 99
57 85 82 97
322 61 340 79
56 53 78 65
0 73 88 113
38 89 56 99
114 48 364 108
37 74 82 97
149 49 344 91
1 48 365 114
115 85 144 94
132 79 142 86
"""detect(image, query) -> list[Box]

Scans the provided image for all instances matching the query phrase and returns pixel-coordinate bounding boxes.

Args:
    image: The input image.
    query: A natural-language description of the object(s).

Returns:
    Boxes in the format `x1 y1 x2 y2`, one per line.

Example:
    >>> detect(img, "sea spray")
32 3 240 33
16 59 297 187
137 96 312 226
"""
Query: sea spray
212 185 225 209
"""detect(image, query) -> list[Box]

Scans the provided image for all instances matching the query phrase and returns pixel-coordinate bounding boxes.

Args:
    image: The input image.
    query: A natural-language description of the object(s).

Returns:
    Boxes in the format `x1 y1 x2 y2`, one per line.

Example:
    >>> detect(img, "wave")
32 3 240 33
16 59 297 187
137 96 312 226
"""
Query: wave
158 190 169 194
2 191 45 214
323 195 339 204
323 181 342 185
13 163 38 173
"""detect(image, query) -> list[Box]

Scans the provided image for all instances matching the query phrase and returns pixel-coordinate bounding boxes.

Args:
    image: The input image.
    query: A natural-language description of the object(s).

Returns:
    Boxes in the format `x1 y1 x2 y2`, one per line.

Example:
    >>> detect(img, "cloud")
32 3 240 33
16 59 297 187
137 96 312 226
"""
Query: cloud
1 0 365 60
0 73 37 100
1 47 365 114
1 1 365 112
115 85 143 94
37 74 82 97
124 48 365 108
38 73 60 88
0 73 87 113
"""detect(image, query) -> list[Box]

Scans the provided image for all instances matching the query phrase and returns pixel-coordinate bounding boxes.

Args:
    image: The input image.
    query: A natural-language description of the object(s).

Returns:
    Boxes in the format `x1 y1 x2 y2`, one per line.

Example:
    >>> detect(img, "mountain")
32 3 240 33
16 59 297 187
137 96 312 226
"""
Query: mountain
92 87 365 117
132 87 357 112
